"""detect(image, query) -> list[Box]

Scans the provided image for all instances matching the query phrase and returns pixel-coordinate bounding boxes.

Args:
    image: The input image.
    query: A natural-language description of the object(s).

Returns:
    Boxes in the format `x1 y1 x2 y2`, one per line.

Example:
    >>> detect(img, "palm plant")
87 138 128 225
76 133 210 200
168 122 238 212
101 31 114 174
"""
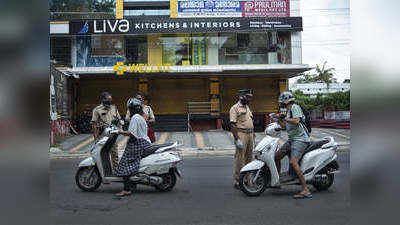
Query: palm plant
315 61 336 91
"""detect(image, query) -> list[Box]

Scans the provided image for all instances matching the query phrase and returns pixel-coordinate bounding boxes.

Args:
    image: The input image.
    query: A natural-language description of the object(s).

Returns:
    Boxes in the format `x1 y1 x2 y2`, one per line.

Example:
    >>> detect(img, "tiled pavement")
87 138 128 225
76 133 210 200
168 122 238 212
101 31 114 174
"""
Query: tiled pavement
50 128 350 158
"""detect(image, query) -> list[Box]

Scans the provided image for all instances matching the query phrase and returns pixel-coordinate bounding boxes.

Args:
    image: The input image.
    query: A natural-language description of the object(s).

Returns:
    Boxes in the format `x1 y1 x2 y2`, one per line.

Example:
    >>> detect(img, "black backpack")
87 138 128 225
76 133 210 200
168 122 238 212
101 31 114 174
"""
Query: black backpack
290 104 312 134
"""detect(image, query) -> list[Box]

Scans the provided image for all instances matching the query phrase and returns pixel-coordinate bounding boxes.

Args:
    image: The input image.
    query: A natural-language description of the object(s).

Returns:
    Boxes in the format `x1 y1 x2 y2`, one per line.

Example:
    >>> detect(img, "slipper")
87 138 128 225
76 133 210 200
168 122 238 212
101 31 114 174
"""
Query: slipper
115 191 132 197
293 193 313 199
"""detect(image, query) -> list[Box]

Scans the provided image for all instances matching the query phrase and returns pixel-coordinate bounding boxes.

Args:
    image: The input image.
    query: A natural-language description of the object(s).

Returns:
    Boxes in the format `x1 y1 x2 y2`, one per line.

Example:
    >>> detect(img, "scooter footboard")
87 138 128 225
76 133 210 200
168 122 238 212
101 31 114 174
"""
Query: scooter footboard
240 160 265 173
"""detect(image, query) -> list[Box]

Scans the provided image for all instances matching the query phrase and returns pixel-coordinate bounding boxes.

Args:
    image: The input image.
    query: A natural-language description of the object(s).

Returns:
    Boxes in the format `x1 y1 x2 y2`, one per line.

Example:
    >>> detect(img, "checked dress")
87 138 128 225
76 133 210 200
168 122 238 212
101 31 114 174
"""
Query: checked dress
116 113 151 177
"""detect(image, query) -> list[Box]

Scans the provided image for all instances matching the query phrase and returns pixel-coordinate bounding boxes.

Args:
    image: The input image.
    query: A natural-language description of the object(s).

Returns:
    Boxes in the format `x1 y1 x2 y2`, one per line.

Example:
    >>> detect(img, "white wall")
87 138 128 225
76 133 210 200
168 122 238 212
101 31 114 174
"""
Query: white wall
208 35 219 65
290 0 302 64
290 83 350 96
50 23 69 34
290 0 300 17
291 32 302 64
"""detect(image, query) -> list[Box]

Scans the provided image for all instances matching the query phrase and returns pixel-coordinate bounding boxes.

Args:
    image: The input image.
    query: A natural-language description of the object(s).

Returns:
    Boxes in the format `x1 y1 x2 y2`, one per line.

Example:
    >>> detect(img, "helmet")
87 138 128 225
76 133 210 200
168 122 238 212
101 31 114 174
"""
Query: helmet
127 98 143 115
264 122 281 137
127 97 142 107
278 91 295 105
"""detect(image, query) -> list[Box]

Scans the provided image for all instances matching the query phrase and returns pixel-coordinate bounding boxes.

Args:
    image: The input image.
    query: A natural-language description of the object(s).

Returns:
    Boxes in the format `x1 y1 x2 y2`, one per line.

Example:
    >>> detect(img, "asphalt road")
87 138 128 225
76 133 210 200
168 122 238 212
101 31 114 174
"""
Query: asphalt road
51 153 350 225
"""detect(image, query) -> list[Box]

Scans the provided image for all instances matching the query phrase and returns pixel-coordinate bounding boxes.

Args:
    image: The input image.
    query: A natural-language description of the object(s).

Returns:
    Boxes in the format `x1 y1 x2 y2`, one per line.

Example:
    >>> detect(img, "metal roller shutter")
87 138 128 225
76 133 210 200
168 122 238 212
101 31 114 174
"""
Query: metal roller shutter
149 78 208 114
221 78 279 114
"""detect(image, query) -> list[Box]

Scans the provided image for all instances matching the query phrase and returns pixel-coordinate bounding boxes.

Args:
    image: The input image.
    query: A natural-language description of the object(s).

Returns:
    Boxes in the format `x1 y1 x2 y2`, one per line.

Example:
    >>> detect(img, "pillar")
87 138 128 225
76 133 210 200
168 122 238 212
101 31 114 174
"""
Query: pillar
210 77 221 129
138 78 149 105
279 79 288 93
210 77 220 119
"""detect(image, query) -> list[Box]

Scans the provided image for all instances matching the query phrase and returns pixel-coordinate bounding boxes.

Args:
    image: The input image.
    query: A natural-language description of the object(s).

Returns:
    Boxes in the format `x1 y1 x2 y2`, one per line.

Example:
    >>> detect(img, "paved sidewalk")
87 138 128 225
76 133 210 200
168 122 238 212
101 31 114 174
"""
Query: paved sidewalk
50 128 350 158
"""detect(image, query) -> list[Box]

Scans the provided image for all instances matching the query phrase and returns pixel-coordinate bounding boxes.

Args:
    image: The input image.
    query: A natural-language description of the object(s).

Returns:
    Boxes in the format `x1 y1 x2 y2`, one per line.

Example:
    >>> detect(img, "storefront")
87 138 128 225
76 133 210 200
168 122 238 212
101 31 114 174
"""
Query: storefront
50 14 310 132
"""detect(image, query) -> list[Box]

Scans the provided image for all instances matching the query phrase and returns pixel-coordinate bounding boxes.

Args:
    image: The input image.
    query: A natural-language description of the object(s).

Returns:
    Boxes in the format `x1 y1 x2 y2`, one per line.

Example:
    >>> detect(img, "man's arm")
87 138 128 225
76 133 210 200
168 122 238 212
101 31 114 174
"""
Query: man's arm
125 109 130 121
285 117 300 125
285 105 302 125
229 107 239 141
277 118 287 130
230 122 239 141
91 109 99 140
148 106 155 123
114 106 122 129
92 124 99 140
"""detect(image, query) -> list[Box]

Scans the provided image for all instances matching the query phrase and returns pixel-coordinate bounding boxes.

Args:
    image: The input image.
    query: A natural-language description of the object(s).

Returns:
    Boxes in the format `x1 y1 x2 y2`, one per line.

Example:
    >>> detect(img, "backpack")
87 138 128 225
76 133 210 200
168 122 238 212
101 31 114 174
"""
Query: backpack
290 104 312 134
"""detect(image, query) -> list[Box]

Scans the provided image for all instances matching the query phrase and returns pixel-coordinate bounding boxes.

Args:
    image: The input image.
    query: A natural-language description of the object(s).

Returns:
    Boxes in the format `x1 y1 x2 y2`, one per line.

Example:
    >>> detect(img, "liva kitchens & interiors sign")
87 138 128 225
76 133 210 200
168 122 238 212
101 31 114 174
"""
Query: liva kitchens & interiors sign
70 17 302 35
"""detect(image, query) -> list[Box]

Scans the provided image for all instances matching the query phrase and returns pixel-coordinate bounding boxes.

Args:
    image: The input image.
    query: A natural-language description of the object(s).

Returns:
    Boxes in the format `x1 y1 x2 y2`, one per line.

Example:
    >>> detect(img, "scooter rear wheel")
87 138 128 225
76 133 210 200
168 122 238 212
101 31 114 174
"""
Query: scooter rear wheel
155 170 176 192
75 167 102 192
239 169 269 197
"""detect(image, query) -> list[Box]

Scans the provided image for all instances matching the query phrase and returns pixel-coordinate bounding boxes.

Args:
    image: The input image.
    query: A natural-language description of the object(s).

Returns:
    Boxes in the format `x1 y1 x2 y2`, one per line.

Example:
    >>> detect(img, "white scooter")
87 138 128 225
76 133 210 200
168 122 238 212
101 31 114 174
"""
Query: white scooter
75 124 183 192
239 122 340 196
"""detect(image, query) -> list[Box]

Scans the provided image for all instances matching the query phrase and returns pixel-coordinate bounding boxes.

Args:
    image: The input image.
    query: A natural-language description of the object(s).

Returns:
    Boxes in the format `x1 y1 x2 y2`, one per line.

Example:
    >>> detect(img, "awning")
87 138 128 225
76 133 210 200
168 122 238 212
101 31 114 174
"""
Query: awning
67 64 311 78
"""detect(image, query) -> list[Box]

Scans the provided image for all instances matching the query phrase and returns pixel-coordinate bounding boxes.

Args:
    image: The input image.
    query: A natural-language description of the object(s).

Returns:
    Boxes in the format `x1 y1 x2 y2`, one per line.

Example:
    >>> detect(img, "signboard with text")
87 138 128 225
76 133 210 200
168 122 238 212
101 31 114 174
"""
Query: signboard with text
70 17 302 35
170 0 290 18
242 0 290 17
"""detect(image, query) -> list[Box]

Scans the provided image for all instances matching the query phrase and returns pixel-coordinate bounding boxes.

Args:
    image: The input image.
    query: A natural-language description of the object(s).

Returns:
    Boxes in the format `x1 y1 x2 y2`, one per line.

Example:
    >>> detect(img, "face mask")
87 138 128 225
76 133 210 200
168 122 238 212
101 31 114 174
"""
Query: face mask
240 96 248 105
103 100 112 106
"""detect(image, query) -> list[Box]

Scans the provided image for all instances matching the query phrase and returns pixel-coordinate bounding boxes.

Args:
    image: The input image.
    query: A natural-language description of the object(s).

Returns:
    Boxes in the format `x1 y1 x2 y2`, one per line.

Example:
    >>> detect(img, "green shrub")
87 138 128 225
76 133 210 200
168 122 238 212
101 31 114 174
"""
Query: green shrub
292 90 350 111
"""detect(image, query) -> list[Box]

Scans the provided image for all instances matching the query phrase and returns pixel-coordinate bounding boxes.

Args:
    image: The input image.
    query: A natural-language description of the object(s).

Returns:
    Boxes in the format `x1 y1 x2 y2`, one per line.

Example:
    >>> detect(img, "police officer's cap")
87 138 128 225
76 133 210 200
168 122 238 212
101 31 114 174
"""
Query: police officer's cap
238 89 253 96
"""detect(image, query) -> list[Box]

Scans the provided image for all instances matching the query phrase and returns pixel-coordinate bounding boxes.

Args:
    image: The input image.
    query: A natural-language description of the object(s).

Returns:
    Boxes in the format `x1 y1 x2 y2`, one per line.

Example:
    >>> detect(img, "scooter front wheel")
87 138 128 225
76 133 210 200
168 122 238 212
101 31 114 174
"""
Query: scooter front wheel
75 166 102 192
312 173 334 191
239 169 269 197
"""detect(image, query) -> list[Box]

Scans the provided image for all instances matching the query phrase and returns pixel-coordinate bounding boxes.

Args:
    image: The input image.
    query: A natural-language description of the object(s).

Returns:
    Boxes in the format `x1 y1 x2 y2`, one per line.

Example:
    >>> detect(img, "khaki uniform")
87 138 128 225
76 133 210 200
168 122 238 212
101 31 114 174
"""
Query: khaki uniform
125 105 155 122
91 104 121 173
229 101 254 184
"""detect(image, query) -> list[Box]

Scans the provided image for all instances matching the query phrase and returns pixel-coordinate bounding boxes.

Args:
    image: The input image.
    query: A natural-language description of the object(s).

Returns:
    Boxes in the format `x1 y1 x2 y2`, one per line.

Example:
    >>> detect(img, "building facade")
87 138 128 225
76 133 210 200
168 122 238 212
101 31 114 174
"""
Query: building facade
290 83 350 97
50 0 310 132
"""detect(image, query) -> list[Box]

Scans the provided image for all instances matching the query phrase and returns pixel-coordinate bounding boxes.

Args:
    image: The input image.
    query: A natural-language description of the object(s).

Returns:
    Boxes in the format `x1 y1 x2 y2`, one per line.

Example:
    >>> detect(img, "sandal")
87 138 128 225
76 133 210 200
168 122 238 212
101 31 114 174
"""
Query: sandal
115 191 132 197
293 192 312 199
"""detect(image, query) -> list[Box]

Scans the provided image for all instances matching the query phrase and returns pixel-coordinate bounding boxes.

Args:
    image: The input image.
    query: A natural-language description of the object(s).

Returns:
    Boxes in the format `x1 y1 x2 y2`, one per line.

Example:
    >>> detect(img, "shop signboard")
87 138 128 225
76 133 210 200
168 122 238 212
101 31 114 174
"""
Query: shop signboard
170 0 290 18
172 0 242 18
242 0 290 17
70 17 302 35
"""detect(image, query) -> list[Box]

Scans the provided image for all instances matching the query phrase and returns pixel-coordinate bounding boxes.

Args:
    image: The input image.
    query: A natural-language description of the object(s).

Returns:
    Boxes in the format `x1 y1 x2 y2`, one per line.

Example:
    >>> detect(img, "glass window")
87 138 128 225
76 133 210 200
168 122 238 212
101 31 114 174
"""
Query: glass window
218 32 291 65
126 35 148 64
191 34 209 65
91 35 125 57
144 32 291 66
161 34 190 65
50 37 71 66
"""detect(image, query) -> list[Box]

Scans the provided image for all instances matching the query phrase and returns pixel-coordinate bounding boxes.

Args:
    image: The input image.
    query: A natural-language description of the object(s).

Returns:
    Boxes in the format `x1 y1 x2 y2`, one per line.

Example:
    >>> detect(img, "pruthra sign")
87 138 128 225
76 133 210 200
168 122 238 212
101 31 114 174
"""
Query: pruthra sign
70 17 302 35
243 0 290 17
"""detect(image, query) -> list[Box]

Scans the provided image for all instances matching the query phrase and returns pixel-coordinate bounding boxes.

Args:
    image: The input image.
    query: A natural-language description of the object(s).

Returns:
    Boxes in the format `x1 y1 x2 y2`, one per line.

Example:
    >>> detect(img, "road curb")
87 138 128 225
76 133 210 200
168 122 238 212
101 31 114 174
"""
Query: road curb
50 146 349 159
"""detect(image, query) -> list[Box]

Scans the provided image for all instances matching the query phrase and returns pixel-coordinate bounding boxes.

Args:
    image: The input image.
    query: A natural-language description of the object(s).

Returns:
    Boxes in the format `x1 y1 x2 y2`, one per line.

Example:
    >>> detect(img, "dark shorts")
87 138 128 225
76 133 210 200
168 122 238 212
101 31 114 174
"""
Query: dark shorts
279 140 309 159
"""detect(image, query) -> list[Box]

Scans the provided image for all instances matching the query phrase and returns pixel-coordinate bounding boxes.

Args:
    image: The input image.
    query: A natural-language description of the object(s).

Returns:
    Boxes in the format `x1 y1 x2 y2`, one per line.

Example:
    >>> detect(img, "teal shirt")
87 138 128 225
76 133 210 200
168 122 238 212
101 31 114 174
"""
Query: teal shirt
286 104 310 142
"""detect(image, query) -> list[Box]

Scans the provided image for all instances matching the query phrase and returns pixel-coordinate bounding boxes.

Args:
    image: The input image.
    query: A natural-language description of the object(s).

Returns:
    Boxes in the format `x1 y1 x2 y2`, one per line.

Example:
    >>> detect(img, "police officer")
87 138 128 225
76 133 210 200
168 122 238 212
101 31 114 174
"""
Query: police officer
229 89 254 189
91 91 121 173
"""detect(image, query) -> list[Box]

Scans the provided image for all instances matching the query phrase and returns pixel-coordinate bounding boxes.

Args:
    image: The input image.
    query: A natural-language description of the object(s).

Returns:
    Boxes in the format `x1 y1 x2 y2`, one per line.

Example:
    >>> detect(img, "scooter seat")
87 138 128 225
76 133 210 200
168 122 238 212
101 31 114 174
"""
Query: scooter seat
304 139 330 154
142 143 174 158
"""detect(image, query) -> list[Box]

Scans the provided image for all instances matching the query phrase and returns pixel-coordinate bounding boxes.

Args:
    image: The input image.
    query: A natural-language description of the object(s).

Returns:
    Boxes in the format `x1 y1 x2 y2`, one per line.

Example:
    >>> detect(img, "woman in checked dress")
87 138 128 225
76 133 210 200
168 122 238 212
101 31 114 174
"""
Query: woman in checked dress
114 98 151 197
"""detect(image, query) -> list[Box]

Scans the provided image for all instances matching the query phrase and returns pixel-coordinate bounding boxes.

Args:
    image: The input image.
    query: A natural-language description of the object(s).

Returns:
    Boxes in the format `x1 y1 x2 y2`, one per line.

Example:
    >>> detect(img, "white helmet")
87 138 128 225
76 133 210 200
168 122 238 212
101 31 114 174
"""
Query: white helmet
127 98 142 108
264 122 282 137
278 91 295 105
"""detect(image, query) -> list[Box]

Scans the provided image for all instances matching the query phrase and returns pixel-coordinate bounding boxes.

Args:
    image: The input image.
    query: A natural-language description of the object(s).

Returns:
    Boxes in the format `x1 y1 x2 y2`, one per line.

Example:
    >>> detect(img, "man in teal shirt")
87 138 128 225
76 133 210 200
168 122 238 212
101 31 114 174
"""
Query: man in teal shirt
274 92 312 199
